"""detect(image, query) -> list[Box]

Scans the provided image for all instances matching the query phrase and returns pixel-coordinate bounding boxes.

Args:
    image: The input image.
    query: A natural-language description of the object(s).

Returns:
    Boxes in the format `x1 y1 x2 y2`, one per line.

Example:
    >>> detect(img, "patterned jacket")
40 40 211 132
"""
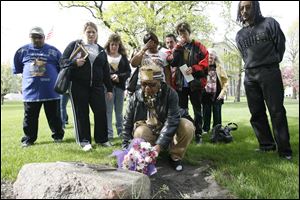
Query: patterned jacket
170 39 209 91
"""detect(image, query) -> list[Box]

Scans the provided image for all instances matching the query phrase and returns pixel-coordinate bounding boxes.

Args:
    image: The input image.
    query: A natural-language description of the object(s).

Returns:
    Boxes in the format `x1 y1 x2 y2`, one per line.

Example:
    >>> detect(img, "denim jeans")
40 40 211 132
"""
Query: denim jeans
60 93 69 128
106 86 125 139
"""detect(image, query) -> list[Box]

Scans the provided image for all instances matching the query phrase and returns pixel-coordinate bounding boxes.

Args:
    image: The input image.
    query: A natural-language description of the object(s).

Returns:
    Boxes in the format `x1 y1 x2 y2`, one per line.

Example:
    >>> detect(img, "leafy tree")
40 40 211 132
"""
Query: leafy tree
282 66 297 90
285 19 299 99
219 1 243 102
1 63 22 104
59 1 216 51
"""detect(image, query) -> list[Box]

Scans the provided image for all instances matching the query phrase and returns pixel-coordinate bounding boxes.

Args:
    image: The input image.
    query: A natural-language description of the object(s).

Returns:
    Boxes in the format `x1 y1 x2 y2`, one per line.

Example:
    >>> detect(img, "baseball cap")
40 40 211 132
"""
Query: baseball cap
29 26 44 36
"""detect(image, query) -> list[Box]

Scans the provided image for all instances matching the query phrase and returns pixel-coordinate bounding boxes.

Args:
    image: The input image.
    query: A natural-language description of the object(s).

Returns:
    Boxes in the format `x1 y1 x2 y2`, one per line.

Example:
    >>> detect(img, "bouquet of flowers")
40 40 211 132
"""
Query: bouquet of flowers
112 138 158 176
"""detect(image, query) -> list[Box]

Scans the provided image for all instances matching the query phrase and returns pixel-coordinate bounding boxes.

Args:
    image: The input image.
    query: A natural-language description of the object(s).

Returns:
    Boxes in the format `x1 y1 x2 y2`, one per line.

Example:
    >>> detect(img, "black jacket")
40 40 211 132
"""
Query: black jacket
122 82 180 149
109 55 131 90
236 17 285 69
60 40 112 92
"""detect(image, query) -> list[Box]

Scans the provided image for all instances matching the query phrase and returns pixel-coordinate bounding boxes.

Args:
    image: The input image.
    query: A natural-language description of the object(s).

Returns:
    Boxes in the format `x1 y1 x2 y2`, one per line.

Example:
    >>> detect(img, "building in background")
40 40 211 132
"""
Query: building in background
212 41 244 98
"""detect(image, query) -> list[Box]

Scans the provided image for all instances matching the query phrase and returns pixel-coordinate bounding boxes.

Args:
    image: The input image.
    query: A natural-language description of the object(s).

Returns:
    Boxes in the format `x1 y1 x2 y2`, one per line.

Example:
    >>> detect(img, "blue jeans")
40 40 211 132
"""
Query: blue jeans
60 93 69 128
106 86 125 139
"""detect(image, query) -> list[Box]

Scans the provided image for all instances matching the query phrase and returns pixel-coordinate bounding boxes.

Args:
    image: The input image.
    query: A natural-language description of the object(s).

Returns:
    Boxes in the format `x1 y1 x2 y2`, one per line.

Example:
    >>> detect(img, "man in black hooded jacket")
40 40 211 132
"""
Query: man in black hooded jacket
235 1 292 160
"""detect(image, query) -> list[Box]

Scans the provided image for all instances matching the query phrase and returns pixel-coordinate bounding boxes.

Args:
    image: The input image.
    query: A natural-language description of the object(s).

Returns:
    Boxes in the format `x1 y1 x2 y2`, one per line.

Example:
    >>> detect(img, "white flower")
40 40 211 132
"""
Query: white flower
140 142 151 150
145 156 152 163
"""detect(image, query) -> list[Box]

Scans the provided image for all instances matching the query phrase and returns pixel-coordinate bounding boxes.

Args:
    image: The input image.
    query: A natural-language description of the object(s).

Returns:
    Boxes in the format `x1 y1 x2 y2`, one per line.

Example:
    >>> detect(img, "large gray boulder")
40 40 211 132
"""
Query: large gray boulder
13 162 150 199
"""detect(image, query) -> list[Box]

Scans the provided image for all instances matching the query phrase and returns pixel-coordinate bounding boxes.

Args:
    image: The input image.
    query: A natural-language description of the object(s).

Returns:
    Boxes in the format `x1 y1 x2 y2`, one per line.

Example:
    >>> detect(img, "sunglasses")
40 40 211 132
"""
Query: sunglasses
31 36 43 40
141 82 157 88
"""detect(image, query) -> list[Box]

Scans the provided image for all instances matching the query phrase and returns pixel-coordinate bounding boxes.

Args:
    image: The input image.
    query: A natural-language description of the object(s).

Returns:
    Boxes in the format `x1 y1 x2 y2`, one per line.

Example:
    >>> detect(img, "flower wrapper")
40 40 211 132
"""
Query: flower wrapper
112 138 158 176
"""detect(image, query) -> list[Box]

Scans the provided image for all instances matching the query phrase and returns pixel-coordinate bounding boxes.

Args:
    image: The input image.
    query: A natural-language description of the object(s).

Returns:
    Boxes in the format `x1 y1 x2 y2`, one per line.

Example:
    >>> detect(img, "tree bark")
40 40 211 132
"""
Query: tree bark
292 87 297 99
234 69 242 102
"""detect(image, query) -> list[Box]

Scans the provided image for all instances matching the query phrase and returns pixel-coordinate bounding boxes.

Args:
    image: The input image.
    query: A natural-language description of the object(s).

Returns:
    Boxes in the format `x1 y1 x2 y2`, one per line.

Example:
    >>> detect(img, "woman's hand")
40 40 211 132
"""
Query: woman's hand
106 92 113 101
217 94 224 100
185 67 193 75
76 58 86 67
142 39 154 52
177 38 187 46
111 74 119 83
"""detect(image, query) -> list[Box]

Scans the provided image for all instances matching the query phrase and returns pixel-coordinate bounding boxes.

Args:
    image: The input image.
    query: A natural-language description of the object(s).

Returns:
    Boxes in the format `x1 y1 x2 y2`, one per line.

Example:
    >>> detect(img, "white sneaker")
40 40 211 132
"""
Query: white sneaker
202 131 208 135
82 144 92 151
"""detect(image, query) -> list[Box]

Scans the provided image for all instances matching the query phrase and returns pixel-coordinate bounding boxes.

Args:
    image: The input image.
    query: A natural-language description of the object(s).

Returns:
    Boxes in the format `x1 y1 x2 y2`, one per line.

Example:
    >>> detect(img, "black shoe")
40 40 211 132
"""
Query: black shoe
279 154 292 160
169 157 183 172
255 146 276 152
98 141 113 147
54 139 63 143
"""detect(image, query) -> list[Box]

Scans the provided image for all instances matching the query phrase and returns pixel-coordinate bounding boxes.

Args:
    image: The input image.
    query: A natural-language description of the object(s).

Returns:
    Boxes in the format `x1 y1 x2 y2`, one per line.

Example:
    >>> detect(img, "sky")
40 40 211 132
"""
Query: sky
1 1 299 64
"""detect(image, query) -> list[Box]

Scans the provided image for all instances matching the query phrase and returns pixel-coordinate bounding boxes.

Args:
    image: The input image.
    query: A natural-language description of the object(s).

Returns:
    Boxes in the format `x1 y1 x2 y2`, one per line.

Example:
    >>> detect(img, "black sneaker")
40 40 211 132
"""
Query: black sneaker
169 157 183 172
279 154 292 161
255 145 276 152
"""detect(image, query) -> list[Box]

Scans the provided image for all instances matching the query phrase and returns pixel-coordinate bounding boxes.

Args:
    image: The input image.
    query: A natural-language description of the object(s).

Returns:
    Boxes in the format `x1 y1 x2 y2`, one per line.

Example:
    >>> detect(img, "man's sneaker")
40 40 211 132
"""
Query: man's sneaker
279 154 292 160
98 141 113 147
82 144 92 151
21 142 33 148
255 146 276 152
54 139 63 143
169 157 183 172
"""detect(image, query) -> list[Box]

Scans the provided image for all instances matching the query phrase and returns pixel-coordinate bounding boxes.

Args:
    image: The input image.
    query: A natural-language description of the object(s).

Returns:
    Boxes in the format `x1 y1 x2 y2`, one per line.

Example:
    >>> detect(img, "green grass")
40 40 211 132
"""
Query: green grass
1 99 299 199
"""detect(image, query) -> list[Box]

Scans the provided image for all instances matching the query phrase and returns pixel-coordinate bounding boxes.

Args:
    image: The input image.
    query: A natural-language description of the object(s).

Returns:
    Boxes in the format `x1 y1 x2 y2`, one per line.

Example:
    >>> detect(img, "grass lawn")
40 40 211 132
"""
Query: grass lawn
1 98 299 199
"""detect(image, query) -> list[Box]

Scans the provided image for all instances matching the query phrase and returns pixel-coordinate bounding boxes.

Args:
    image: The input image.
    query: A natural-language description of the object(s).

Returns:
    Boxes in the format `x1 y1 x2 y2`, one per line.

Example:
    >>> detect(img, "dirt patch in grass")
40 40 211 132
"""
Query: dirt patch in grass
150 158 235 199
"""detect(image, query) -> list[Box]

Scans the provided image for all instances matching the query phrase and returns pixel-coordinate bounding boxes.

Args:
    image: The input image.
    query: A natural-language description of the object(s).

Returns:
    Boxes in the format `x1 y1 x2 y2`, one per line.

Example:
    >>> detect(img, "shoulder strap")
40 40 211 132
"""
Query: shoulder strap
226 122 238 131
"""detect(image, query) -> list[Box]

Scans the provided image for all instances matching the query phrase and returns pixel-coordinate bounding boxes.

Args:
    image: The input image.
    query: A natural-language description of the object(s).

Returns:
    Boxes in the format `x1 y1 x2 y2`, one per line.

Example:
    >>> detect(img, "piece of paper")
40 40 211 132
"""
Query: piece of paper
179 64 194 82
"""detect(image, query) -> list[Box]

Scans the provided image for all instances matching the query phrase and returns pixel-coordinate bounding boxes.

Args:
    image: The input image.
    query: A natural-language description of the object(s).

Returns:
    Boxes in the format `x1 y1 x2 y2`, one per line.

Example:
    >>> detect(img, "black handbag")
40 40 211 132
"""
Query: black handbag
54 40 83 94
210 123 238 143
54 67 71 94
126 67 139 94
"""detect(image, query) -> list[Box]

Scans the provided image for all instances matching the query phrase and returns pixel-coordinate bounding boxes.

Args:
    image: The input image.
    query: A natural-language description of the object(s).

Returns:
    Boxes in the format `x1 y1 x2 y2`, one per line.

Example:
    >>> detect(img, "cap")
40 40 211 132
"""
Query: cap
29 26 44 36
140 65 163 81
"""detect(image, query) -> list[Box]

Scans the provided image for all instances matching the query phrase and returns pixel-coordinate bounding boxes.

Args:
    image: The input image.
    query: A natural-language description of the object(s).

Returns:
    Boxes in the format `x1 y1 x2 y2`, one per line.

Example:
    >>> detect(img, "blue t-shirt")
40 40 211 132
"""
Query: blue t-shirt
12 43 62 102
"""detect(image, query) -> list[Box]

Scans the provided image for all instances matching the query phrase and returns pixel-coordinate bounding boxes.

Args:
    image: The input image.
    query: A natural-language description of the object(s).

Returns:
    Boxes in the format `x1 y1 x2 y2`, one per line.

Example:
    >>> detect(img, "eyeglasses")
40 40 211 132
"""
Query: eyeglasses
31 36 43 40
141 82 157 88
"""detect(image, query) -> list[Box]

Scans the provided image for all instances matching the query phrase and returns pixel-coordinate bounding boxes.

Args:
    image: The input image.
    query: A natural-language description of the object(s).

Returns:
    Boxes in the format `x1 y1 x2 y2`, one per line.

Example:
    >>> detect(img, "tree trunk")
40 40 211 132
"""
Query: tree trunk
1 95 5 105
234 68 242 102
292 87 297 99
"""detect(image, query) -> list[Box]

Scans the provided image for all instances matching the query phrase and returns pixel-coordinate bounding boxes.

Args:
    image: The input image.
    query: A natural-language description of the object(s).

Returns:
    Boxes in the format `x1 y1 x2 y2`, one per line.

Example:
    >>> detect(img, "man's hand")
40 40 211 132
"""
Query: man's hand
153 144 161 155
